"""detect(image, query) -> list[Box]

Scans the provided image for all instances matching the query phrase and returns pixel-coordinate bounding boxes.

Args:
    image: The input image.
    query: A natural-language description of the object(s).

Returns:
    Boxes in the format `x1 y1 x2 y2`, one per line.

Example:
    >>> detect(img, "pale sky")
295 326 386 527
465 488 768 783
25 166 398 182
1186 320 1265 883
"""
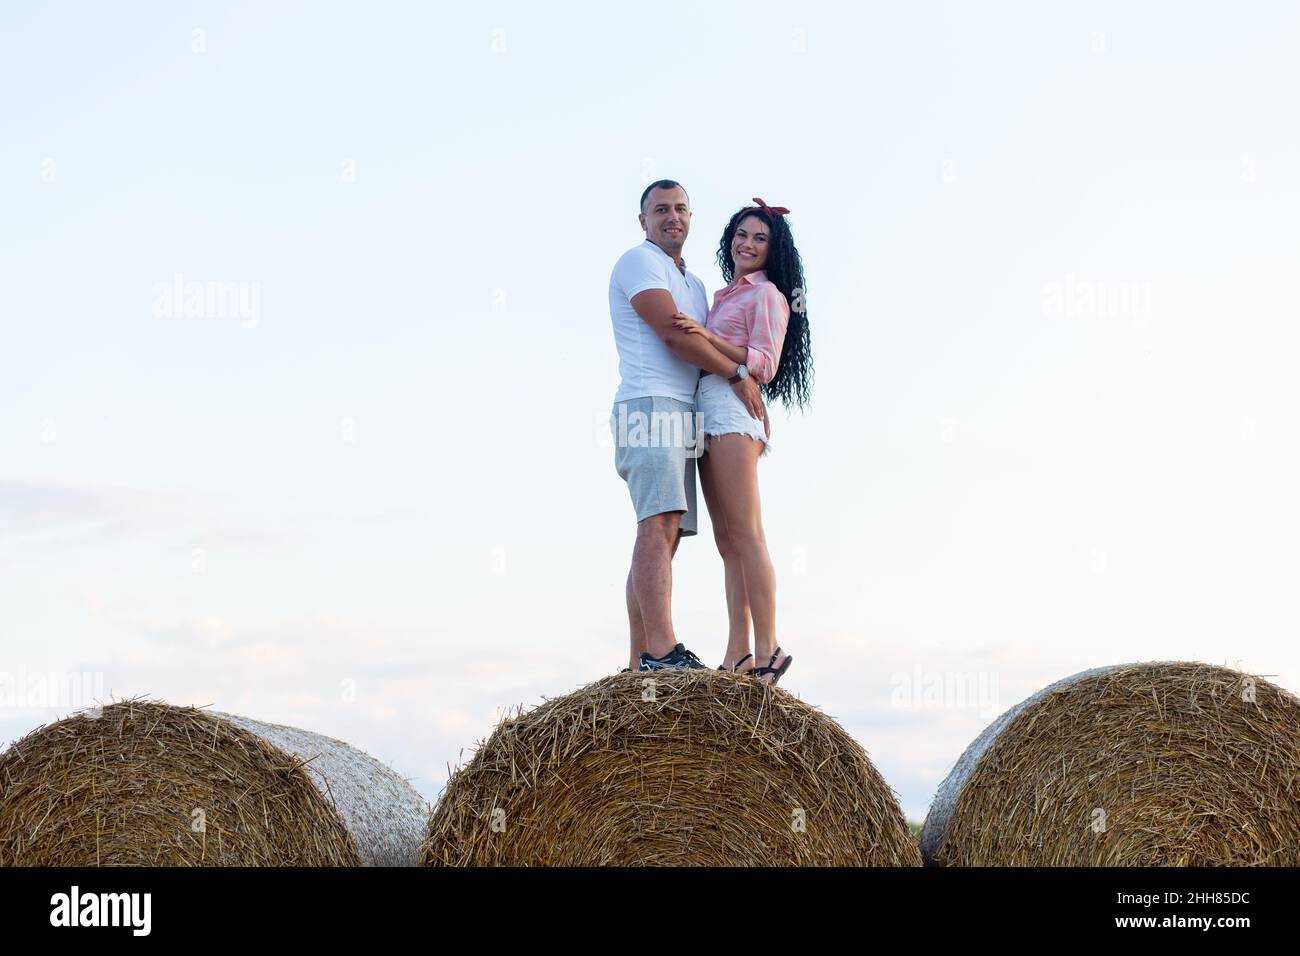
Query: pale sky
2 1 1298 820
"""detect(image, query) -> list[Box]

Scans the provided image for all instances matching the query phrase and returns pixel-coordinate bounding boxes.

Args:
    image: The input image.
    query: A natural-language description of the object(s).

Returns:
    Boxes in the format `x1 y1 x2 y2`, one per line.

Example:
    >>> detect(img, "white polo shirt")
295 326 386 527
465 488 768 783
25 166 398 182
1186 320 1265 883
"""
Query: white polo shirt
608 239 710 404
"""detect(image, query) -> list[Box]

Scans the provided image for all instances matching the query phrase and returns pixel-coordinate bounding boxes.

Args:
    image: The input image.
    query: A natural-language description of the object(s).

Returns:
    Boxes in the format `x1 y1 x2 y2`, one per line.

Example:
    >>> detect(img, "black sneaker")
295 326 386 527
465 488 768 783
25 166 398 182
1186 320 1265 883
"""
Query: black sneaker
638 643 706 671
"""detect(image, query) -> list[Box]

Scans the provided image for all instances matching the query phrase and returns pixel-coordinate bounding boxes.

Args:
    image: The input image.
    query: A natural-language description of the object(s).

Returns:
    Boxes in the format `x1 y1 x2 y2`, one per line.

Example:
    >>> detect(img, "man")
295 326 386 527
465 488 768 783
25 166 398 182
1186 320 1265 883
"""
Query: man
608 180 770 672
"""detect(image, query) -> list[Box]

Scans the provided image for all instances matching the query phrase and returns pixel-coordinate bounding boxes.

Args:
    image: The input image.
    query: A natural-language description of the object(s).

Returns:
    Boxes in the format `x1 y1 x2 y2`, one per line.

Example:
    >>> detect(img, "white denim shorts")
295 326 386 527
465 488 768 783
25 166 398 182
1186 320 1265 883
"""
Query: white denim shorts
696 372 770 457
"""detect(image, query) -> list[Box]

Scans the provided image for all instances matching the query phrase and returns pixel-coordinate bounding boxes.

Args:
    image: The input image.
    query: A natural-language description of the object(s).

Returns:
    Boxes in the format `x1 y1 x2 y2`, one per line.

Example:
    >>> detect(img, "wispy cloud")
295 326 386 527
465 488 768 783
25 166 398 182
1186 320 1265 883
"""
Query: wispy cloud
0 477 311 555
18 600 552 800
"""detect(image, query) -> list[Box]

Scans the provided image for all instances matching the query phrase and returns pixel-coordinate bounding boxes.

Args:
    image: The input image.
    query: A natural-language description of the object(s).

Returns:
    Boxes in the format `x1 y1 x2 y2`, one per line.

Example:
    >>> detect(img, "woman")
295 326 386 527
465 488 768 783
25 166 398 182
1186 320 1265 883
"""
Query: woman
670 198 812 685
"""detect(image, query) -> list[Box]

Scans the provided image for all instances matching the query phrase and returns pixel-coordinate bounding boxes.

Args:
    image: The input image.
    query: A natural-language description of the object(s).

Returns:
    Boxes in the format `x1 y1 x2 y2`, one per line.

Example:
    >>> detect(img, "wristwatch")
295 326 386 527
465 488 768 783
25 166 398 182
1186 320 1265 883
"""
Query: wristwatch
727 365 749 385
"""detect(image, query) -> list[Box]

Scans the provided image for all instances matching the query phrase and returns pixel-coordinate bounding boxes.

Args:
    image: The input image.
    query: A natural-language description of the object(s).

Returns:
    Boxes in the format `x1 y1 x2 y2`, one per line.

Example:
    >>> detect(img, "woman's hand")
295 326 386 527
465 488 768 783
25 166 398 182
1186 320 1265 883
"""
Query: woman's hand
731 375 771 438
671 312 709 339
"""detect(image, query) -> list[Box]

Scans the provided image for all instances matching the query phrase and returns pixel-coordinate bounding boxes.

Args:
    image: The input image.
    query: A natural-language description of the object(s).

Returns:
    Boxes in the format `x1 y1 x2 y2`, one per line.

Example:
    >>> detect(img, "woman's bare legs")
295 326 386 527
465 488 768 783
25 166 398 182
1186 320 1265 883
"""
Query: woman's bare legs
704 433 787 683
699 445 754 673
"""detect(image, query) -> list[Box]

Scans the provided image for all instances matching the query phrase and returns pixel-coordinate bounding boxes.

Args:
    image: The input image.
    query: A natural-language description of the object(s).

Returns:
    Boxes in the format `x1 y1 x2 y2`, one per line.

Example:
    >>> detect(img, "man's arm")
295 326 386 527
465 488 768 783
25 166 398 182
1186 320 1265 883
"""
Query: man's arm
630 289 769 435
669 312 749 365
630 289 735 377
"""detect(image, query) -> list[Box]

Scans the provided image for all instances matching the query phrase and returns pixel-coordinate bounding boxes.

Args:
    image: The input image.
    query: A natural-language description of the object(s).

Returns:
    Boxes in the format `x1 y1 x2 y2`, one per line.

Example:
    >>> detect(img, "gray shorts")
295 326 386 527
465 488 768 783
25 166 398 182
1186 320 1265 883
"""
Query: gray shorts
609 396 701 536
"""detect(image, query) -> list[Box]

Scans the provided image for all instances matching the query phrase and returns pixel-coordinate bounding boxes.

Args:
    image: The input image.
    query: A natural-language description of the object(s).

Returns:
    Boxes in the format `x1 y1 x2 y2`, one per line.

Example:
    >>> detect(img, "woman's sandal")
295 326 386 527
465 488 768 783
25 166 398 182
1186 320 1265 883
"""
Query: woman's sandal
752 647 793 685
717 653 754 675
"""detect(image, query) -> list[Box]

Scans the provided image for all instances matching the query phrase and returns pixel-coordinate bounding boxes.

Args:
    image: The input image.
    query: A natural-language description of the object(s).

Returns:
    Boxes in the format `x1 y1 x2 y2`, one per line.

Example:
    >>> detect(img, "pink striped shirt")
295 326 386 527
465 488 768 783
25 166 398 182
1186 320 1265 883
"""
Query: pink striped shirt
704 270 790 384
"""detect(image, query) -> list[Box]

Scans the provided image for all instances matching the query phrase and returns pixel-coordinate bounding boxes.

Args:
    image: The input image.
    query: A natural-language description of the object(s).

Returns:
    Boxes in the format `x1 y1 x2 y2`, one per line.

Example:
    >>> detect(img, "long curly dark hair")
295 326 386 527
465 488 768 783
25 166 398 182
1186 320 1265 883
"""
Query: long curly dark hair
716 204 812 410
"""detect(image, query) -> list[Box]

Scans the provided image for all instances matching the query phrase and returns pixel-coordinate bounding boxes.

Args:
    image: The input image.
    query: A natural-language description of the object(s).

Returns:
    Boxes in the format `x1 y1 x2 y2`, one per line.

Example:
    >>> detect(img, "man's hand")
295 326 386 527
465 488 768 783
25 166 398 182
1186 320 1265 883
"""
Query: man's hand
732 376 770 438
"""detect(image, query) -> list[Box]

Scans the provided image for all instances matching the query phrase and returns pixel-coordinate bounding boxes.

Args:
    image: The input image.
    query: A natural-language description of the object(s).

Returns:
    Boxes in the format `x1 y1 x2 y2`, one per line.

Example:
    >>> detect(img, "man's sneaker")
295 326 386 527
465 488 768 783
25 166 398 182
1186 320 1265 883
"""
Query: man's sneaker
638 643 707 671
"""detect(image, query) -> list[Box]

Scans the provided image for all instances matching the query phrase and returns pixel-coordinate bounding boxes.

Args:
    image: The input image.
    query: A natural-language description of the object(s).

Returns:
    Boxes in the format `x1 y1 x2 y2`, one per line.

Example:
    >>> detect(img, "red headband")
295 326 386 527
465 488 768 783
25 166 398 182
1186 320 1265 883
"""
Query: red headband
750 196 790 218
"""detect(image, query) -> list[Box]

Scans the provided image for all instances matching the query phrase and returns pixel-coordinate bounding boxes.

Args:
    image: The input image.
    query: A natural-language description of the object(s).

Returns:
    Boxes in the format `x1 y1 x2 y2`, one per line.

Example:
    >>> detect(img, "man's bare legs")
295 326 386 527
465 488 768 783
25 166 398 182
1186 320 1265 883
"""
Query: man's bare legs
625 567 645 670
702 434 785 682
626 512 684 670
699 448 755 673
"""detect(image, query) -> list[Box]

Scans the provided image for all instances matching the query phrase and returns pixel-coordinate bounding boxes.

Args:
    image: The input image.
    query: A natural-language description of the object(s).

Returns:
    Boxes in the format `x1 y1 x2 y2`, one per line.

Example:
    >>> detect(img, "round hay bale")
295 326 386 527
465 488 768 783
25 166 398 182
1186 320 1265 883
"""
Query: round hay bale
0 699 429 866
421 671 920 866
920 661 1300 866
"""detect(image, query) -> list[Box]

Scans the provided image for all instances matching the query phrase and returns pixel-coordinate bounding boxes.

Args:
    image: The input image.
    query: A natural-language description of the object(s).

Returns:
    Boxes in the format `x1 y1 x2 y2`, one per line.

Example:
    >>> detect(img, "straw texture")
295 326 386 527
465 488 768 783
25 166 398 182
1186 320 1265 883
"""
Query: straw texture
0 699 428 866
920 661 1300 866
421 671 920 866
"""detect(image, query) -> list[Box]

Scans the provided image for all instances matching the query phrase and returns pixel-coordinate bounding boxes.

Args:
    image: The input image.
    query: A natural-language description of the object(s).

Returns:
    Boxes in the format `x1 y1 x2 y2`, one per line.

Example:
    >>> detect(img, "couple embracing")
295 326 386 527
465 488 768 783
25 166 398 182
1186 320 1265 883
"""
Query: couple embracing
607 179 812 686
